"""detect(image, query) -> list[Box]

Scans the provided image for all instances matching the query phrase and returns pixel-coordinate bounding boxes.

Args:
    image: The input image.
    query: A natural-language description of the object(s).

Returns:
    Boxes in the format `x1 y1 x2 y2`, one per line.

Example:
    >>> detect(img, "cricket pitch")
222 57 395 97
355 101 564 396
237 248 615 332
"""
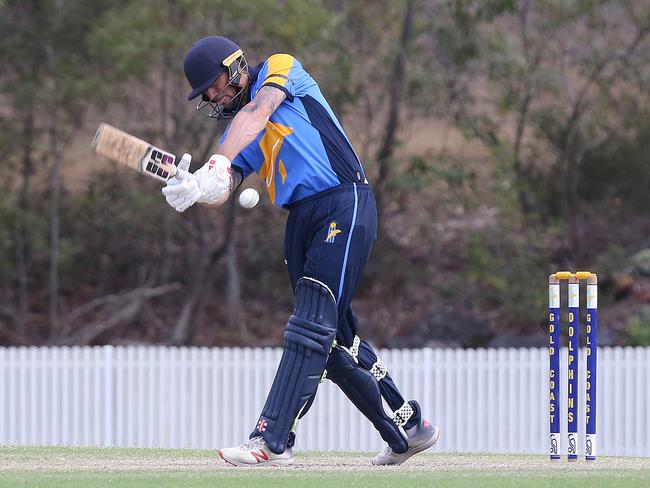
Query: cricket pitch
1 446 648 487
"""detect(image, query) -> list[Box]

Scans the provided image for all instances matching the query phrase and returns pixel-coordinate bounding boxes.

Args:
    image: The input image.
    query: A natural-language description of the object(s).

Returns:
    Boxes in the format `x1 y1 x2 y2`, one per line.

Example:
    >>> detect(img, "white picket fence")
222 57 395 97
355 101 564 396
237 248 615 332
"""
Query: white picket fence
0 346 648 456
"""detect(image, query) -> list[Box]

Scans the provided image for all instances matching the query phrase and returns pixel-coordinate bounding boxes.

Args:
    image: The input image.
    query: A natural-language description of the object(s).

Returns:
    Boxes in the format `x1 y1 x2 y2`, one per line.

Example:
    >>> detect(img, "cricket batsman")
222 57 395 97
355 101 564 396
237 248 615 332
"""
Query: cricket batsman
162 36 440 466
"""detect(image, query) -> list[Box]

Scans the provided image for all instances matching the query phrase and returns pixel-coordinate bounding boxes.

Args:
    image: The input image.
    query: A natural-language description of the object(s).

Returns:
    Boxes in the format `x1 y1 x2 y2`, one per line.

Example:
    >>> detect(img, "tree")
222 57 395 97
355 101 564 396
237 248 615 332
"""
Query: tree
428 0 650 253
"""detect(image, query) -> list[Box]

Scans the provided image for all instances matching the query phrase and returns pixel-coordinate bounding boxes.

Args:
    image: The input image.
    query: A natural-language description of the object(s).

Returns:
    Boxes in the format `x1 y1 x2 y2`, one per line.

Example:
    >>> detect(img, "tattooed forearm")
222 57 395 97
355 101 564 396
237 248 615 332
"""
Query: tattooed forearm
241 86 286 115
216 86 287 161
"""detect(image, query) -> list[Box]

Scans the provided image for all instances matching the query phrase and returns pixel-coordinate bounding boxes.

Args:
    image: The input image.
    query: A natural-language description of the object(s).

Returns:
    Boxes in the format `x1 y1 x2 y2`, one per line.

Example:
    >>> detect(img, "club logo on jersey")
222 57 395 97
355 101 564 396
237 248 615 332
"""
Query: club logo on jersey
325 221 342 243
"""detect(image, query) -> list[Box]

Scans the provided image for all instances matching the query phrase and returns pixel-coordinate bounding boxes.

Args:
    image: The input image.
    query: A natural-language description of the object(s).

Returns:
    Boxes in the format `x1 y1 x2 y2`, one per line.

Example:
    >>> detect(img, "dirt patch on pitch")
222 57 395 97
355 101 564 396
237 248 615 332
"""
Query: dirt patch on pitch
1 448 649 474
297 453 650 473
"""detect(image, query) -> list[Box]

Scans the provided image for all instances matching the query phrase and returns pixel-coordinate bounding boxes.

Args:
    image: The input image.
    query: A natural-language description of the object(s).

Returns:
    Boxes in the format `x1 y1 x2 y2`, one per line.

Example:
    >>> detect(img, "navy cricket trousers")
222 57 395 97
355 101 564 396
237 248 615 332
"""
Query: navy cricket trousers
283 182 414 439
284 182 375 348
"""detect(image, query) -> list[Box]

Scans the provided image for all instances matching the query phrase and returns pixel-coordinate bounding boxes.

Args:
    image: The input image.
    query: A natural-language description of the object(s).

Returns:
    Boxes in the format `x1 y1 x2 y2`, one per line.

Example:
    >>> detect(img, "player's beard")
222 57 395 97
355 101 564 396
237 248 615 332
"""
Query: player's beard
230 81 250 111
197 75 250 119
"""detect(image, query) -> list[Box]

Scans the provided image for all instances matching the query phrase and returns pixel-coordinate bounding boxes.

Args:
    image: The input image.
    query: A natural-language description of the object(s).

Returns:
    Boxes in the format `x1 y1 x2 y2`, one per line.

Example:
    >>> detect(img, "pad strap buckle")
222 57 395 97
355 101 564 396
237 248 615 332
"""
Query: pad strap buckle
370 359 388 381
339 335 361 363
393 401 414 427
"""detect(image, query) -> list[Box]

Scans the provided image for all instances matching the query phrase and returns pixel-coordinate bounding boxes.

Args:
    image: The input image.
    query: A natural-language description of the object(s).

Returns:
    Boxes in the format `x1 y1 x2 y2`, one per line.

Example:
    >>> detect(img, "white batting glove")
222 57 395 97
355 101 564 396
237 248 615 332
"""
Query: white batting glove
194 154 233 207
161 154 201 212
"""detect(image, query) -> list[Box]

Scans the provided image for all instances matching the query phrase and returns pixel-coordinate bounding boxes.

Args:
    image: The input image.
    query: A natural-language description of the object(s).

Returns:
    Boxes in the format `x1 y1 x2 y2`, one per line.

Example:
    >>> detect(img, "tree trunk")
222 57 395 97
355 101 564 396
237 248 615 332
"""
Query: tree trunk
373 0 415 214
170 244 210 345
46 40 62 338
14 107 35 338
555 27 649 257
171 198 238 344
226 230 246 334
512 0 536 215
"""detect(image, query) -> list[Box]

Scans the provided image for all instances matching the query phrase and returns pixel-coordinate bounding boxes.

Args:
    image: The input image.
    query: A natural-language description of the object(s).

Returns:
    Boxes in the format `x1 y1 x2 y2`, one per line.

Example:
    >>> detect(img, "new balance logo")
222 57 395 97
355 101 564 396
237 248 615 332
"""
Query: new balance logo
251 450 269 463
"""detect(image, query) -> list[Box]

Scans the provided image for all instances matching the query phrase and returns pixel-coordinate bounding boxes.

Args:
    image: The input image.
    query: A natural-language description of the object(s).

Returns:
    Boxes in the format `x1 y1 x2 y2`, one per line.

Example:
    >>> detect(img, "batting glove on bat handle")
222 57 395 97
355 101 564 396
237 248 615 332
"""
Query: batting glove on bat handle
161 153 202 212
168 153 192 179
195 154 233 207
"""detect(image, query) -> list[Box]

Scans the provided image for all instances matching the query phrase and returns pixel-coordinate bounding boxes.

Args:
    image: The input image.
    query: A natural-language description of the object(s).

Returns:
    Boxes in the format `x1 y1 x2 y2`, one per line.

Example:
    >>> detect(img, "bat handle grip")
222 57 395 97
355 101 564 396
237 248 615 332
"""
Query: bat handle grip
174 153 192 176
164 153 191 181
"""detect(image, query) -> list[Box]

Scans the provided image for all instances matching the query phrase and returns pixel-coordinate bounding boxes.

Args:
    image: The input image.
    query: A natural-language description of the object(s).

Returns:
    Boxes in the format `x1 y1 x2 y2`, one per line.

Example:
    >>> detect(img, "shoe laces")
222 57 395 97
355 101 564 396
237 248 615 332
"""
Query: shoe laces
240 436 266 451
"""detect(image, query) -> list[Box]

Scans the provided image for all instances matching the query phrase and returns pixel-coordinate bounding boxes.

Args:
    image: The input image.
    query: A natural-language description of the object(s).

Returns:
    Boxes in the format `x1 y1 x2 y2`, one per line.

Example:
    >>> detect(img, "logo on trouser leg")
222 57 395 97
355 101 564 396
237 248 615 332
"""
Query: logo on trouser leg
325 221 342 243
257 419 268 433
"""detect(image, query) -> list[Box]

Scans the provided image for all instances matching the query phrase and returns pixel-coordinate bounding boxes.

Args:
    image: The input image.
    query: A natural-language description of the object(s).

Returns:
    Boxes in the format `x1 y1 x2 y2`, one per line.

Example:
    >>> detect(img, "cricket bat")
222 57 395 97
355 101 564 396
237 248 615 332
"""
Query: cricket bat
91 123 184 182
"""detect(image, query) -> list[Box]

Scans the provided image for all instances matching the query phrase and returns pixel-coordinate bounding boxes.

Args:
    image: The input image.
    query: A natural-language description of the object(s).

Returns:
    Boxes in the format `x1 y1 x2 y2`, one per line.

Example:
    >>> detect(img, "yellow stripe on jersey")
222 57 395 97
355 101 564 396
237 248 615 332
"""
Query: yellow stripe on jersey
259 122 294 203
262 53 294 88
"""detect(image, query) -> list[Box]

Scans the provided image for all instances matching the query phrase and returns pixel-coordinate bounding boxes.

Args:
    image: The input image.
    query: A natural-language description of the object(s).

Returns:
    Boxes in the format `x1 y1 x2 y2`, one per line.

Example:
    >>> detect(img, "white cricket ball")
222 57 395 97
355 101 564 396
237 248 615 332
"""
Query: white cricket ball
238 188 260 209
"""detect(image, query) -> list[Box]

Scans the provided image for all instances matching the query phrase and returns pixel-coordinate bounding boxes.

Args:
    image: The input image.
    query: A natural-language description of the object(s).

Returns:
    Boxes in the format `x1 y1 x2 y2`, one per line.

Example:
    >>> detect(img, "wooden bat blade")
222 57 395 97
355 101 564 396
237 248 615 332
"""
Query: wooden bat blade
91 123 178 182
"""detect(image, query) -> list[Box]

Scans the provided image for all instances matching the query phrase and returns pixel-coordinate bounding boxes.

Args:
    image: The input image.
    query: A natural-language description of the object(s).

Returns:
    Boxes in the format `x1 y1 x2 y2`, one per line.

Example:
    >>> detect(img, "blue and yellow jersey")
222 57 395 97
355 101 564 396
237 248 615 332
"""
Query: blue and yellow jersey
219 53 367 208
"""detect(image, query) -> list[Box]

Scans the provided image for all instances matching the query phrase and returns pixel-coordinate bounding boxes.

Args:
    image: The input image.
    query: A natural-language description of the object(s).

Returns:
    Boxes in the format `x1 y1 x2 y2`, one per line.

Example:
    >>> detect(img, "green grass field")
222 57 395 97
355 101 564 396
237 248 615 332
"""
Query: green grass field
1 446 649 487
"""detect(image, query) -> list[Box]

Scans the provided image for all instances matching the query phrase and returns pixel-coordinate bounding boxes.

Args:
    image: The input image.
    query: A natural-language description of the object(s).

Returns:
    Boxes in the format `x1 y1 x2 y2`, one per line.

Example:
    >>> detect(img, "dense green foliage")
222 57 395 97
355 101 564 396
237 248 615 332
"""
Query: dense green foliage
0 0 648 346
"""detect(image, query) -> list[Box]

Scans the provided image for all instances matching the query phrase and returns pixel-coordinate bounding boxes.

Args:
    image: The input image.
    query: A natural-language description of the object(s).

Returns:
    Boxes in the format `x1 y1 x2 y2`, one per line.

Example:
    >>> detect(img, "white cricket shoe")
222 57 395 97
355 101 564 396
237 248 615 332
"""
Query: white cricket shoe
372 419 440 466
218 436 294 467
